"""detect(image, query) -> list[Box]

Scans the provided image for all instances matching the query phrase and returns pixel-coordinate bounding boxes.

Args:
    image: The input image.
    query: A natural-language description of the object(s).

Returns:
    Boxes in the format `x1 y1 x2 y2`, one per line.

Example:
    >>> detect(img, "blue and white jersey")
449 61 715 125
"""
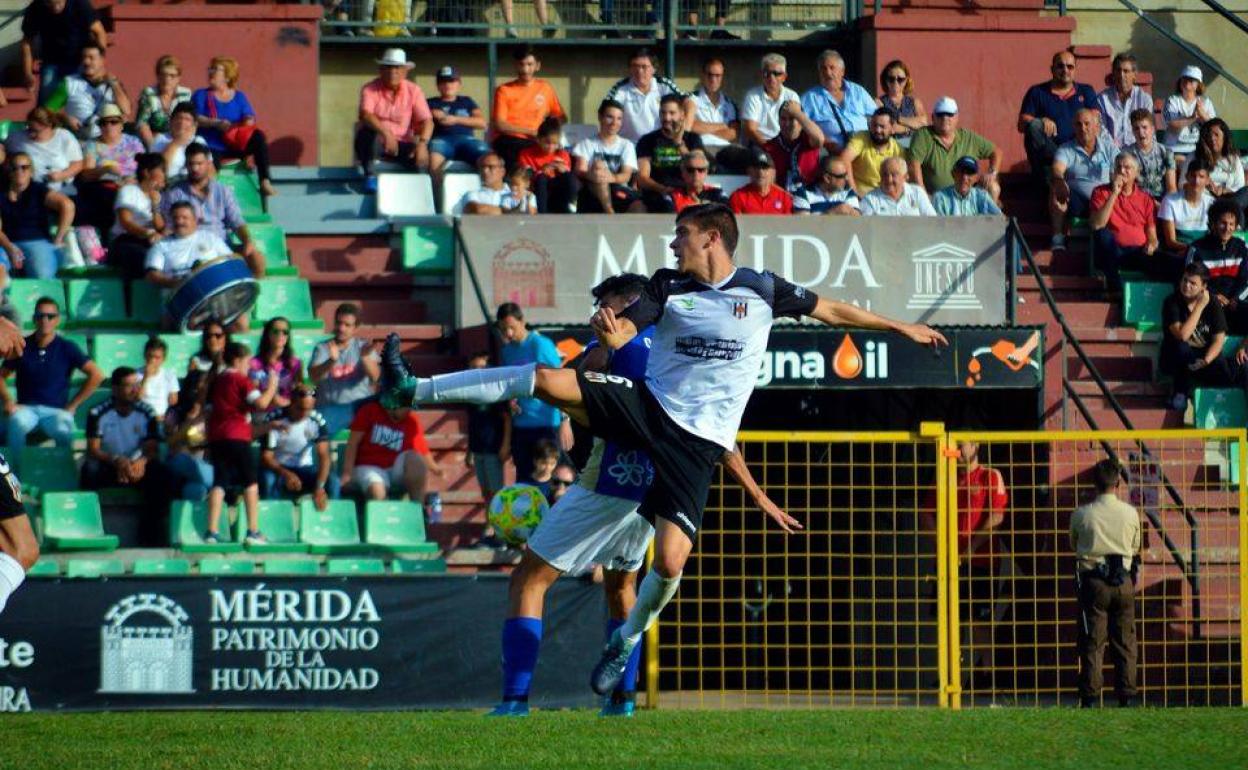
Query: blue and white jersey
579 326 656 503
623 267 819 450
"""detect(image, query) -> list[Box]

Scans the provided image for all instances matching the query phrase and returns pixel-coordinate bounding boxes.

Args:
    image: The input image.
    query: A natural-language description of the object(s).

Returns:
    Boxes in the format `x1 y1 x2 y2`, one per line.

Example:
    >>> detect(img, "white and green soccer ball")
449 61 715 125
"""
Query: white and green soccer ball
487 484 549 546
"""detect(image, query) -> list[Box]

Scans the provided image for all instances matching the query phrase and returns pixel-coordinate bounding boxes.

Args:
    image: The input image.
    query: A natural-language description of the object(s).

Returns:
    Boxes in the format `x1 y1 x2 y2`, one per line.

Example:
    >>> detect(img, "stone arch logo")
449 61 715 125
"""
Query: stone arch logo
99 594 195 694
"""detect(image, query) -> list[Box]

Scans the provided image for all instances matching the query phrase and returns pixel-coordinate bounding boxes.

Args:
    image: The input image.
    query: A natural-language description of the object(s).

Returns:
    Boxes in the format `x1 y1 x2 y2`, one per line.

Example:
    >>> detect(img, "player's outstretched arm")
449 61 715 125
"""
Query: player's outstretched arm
721 447 803 534
0 317 24 360
806 297 948 348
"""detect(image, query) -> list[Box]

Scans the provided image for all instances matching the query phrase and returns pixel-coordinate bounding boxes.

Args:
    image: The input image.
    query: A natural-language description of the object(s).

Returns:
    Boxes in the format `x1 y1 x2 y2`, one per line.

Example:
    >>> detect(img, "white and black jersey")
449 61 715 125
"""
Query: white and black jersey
85 399 161 459
604 76 691 142
622 267 819 450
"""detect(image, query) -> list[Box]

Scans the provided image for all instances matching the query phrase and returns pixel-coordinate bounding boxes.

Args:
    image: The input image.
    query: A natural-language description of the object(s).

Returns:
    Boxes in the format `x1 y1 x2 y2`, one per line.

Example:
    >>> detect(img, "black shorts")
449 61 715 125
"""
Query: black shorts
0 452 24 521
209 440 258 492
576 369 724 539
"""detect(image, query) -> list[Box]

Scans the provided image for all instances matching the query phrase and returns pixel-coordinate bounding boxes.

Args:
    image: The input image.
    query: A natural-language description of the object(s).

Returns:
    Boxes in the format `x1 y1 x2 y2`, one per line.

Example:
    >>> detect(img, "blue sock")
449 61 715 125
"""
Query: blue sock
607 618 642 696
501 616 543 701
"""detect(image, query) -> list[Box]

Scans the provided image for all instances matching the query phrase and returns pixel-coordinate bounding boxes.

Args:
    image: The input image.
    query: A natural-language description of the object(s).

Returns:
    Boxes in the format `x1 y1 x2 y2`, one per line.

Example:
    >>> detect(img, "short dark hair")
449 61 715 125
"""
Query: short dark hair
701 57 725 73
1111 52 1137 69
629 47 657 66
1182 260 1211 284
169 200 196 217
675 203 739 256
111 366 137 386
598 99 624 118
468 350 492 363
335 302 360 321
513 44 539 62
224 341 250 363
184 144 212 163
144 337 167 356
592 273 649 305
34 296 59 312
1128 108 1153 126
1209 198 1242 228
1185 158 1211 177
532 438 559 463
171 102 198 120
496 302 524 322
81 42 106 59
135 152 166 180
1092 458 1121 493
536 116 562 138
872 106 896 121
659 93 683 110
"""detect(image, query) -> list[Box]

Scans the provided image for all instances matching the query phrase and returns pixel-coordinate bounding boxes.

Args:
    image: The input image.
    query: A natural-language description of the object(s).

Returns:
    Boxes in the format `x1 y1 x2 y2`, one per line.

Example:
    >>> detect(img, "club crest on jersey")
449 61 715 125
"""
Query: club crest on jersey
731 300 748 319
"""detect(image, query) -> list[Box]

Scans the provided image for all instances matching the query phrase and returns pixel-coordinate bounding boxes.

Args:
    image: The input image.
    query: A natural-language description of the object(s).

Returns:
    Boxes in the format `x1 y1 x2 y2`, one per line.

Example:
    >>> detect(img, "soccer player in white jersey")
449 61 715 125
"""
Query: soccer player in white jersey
0 310 34 617
380 202 946 695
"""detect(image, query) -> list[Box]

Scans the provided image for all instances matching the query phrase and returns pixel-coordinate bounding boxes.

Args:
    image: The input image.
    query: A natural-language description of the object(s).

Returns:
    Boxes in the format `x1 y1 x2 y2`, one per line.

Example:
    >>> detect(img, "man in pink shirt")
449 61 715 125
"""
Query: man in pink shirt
355 48 434 190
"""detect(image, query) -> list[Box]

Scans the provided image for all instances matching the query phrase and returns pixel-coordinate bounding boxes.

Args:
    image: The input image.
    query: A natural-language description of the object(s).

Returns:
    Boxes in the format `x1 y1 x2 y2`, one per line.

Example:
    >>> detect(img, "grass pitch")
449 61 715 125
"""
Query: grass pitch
7 708 1246 769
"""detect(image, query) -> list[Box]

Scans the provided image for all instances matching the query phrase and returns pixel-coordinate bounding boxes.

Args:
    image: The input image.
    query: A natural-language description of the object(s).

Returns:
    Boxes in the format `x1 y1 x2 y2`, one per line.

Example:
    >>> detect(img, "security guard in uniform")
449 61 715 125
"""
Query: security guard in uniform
1070 458 1141 707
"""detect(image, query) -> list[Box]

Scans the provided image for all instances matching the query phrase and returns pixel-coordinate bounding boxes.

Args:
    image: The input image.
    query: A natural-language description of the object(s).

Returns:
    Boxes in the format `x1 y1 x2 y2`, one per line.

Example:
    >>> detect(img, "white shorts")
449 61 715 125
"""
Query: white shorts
527 483 654 575
352 451 419 492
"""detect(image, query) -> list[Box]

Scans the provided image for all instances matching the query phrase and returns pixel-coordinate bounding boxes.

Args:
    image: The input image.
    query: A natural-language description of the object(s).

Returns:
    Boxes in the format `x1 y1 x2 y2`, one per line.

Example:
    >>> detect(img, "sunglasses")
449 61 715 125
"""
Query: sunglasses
1055 63 1076 70
934 112 956 118
763 70 785 78
884 75 907 83
825 171 848 179
11 164 31 171
101 119 123 125
206 331 225 339
550 479 572 488
684 166 709 173
34 312 58 320
271 328 291 336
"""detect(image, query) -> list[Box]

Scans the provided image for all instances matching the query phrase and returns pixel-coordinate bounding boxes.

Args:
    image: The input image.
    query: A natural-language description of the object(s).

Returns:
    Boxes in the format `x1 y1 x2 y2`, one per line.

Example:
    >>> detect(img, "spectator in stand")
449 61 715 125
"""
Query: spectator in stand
669 150 728 212
1097 53 1153 148
793 155 860 216
465 351 510 505
110 153 166 280
491 45 565 171
80 366 175 545
135 55 194 149
260 383 337 507
20 0 106 104
1160 262 1243 410
841 107 901 196
1019 49 1098 184
1049 108 1114 252
800 50 876 154
876 60 928 145
6 107 83 193
308 302 380 435
1188 200 1248 333
1090 152 1160 292
193 56 277 198
152 103 208 183
765 99 824 193
741 53 800 149
517 117 576 214
162 145 263 276
1163 66 1215 158
1186 118 1248 215
525 438 559 496
548 463 576 506
250 316 303 412
0 152 75 280
860 156 936 216
502 167 537 215
427 65 489 181
0 297 103 461
908 97 1003 203
77 103 145 234
637 94 705 212
496 302 564 482
572 99 644 215
691 58 749 173
138 336 179 422
1159 160 1215 255
728 150 793 216
204 341 276 544
52 43 130 140
145 201 233 292
933 156 1003 216
460 152 509 214
354 49 432 189
1125 107 1176 200
604 48 696 144
165 327 218 502
500 0 549 40
340 398 444 503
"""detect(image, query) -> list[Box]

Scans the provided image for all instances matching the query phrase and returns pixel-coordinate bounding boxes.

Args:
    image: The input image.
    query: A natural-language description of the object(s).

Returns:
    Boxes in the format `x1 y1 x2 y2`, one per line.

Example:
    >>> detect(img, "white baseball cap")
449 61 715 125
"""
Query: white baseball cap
376 48 414 68
1180 65 1203 83
933 96 958 115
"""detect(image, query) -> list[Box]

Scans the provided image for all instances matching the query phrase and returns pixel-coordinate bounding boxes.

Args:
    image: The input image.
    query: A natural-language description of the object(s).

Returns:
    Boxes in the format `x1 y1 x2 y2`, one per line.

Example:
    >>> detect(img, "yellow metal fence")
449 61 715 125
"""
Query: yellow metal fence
649 427 1246 709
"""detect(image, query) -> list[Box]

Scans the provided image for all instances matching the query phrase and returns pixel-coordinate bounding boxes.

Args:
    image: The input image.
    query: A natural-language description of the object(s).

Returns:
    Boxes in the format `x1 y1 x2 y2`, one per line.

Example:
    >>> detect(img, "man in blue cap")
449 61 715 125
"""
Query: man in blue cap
932 156 1003 216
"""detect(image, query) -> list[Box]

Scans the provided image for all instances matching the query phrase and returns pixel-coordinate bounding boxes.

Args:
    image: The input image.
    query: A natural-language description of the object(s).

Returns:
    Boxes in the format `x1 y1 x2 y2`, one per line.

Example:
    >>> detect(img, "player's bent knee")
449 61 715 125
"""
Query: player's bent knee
533 367 581 406
16 540 38 571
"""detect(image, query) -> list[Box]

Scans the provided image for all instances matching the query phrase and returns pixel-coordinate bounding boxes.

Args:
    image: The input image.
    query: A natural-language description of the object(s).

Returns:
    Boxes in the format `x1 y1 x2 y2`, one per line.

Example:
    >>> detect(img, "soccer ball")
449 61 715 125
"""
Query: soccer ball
487 484 549 546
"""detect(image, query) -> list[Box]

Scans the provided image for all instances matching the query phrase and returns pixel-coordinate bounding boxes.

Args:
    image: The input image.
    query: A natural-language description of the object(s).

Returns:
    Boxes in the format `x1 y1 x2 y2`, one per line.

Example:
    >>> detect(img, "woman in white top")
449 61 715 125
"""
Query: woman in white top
108 153 167 280
4 107 83 192
1163 65 1216 157
1185 118 1246 206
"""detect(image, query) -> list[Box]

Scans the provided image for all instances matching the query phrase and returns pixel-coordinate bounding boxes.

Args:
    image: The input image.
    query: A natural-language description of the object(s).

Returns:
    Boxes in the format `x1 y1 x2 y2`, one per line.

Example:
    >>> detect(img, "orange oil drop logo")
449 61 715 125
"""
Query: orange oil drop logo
832 334 863 379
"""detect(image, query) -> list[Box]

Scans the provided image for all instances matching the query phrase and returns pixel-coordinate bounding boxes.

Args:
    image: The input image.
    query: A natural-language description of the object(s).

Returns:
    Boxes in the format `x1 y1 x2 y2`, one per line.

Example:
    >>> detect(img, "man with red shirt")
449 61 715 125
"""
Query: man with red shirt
729 151 793 215
1090 152 1160 293
669 149 728 213
517 116 576 214
763 99 824 192
341 399 445 503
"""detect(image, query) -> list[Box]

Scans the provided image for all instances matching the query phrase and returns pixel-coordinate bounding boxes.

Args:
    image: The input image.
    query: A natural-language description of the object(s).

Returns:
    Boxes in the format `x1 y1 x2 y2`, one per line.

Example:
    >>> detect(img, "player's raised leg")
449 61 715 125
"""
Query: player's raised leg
487 549 562 717
0 501 39 616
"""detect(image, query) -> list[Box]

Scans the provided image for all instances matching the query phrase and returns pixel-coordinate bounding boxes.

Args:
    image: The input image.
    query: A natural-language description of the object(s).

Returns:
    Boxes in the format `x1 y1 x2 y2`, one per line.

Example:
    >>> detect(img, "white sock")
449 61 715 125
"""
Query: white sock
619 569 681 645
416 364 537 404
0 552 26 616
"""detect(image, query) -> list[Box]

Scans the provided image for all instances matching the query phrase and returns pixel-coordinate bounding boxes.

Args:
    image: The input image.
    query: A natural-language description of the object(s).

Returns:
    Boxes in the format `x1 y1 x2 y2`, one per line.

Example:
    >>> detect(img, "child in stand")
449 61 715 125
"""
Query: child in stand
138 337 180 429
502 167 538 215
524 437 560 499
517 116 576 213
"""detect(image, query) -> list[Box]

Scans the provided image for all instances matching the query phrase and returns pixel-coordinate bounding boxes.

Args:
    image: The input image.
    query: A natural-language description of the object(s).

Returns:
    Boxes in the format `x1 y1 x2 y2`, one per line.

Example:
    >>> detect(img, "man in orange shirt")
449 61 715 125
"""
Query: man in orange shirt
491 45 565 171
355 48 434 191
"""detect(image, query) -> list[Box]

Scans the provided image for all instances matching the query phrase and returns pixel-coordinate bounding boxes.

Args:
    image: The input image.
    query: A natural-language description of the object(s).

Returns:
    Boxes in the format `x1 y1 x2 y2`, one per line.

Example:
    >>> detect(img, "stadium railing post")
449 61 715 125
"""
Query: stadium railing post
1239 429 1248 708
644 538 660 710
940 427 963 710
921 422 951 709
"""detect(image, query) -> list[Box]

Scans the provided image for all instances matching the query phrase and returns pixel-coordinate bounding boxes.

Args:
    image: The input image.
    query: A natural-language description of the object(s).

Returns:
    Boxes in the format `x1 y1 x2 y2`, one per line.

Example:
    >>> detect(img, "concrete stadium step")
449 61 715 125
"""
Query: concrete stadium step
1067 407 1185 430
1024 247 1090 275
287 234 404 280
1066 355 1153 382
1067 379 1170 410
1017 299 1117 326
1017 274 1103 302
314 297 429 326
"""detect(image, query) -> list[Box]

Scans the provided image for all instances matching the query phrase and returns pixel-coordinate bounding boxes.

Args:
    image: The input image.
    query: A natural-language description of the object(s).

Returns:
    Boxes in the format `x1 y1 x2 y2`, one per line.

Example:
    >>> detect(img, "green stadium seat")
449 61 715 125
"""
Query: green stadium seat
252 278 321 329
26 559 60 577
1232 441 1241 487
169 500 245 553
234 500 307 553
401 225 454 275
218 169 271 224
298 498 363 554
8 278 64 330
65 277 129 328
19 445 77 498
41 492 119 551
132 557 193 576
1122 282 1170 331
235 330 262 355
261 558 321 575
65 558 125 578
159 333 201 370
1191 388 1247 429
129 281 164 328
0 121 25 143
248 223 297 277
326 558 386 575
291 331 325 369
92 333 148 371
364 500 439 554
199 558 256 575
392 557 447 574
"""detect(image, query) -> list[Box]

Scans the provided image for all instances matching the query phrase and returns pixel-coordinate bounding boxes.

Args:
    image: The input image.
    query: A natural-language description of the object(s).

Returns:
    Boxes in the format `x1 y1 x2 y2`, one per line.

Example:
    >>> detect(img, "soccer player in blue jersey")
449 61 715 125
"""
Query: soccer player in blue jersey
381 203 946 696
